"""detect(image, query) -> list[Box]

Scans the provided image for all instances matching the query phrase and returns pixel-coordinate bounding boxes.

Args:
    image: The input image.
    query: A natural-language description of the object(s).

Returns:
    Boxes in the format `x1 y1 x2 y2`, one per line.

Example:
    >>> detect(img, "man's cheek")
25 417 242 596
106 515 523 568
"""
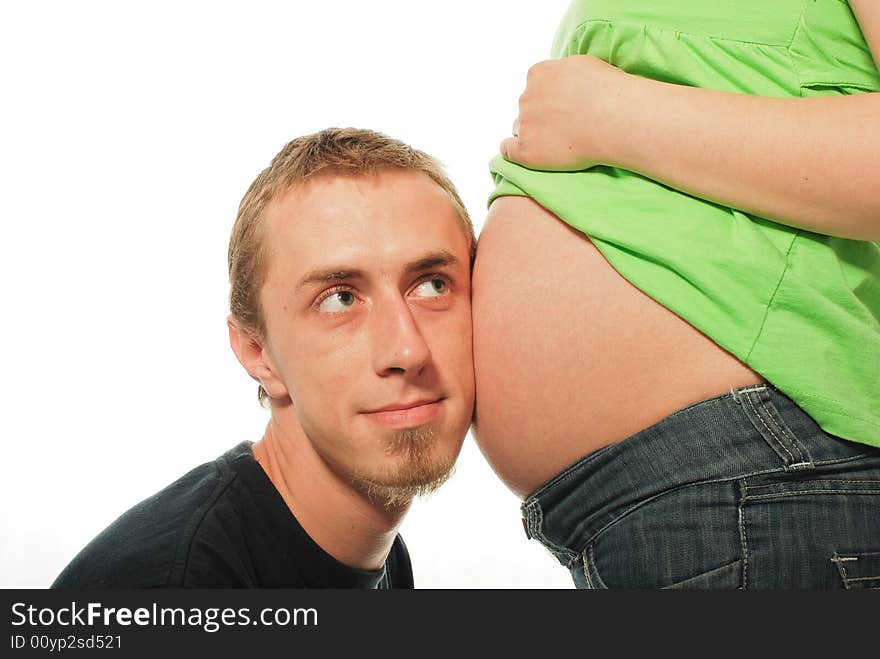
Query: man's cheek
321 365 357 403
447 311 475 361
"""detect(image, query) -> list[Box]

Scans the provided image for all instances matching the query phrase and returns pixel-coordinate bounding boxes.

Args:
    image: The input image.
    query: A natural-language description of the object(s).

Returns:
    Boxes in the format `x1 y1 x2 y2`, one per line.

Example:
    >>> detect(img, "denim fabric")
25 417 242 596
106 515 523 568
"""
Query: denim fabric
521 384 880 589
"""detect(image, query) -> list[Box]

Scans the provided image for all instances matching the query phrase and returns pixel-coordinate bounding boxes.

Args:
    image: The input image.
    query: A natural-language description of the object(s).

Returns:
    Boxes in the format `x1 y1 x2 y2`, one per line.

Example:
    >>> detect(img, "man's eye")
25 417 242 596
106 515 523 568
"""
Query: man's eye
412 278 448 298
318 291 356 312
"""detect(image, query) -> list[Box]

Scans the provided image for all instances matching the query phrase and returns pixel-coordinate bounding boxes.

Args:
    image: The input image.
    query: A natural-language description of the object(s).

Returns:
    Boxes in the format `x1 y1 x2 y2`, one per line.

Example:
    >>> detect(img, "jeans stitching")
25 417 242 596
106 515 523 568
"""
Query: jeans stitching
525 502 578 565
745 390 798 464
735 386 767 394
582 550 594 589
664 559 744 590
828 553 880 588
745 479 880 491
738 479 750 590
764 391 817 467
743 488 880 501
521 501 536 540
588 545 608 589
801 454 872 468
831 553 851 589
759 391 814 466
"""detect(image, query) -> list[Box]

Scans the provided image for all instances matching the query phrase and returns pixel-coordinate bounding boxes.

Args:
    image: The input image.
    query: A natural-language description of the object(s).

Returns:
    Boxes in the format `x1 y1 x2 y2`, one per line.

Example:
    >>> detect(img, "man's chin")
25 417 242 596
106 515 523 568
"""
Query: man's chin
353 444 458 508
340 422 464 507
354 464 456 508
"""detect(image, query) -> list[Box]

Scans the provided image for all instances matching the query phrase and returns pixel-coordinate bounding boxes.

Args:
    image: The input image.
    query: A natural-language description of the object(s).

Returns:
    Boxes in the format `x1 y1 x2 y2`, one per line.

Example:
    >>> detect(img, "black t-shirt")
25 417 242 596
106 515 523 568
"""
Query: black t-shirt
51 442 413 588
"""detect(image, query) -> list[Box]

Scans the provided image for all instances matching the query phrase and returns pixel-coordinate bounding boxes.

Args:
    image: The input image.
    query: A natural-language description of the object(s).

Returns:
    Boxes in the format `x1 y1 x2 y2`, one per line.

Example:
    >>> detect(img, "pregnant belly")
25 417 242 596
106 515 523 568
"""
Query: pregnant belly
472 196 765 498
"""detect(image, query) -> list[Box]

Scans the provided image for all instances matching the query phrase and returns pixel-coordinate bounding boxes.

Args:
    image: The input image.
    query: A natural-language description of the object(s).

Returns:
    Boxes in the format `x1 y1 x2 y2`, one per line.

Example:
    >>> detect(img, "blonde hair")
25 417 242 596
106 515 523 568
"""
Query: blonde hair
228 127 475 406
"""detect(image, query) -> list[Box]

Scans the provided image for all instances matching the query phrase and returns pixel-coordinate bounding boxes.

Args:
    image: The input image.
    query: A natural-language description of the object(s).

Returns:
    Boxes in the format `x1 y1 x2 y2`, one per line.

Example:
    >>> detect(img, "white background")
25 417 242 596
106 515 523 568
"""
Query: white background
1 0 573 588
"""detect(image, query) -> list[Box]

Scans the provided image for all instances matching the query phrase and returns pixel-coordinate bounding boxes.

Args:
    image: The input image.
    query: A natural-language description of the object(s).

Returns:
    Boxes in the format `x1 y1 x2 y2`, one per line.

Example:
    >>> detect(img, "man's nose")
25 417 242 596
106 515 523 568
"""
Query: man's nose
371 294 431 377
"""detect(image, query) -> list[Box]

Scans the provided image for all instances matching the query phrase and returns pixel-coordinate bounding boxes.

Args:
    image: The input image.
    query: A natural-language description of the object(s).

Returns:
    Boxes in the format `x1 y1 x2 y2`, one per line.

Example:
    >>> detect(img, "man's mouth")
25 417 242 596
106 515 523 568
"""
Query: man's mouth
361 398 445 429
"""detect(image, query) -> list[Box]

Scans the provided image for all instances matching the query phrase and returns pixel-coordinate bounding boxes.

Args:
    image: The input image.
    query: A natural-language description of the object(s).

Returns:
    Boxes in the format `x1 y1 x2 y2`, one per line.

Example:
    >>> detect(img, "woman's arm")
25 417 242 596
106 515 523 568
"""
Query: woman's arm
501 0 880 241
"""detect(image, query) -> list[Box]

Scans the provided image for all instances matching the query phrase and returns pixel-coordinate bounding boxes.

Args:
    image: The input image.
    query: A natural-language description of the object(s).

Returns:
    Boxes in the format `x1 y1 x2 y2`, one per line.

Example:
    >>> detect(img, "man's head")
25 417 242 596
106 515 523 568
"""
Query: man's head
227 128 475 506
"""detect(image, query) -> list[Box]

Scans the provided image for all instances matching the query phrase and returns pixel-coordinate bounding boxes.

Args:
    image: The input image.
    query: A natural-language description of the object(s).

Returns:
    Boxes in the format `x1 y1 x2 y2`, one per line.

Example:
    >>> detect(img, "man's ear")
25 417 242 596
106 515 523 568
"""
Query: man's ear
226 315 289 399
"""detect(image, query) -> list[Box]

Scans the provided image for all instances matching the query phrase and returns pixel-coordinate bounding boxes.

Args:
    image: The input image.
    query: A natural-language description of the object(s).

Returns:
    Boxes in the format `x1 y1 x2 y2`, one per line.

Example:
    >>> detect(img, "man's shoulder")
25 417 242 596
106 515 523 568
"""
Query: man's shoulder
52 442 254 589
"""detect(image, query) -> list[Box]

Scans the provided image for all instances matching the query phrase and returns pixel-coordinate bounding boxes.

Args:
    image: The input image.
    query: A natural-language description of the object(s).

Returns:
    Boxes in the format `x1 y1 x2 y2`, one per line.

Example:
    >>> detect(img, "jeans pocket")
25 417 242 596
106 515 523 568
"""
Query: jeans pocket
581 544 743 590
664 560 743 590
831 551 880 590
575 479 744 589
740 474 880 588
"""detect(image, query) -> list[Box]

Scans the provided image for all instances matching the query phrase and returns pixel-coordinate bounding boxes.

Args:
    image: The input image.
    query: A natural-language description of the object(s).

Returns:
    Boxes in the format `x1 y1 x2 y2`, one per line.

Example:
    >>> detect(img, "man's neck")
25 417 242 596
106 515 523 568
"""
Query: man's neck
251 409 411 571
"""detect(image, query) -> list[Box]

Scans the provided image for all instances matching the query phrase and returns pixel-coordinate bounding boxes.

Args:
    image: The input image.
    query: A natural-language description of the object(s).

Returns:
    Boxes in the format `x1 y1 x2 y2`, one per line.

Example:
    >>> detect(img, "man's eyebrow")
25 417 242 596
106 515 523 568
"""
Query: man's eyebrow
403 250 462 276
297 268 366 290
296 251 462 291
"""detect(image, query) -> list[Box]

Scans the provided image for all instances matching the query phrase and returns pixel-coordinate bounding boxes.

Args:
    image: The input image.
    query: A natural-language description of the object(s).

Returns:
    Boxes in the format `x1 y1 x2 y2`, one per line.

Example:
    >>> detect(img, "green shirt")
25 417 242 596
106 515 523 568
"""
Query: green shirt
490 0 880 447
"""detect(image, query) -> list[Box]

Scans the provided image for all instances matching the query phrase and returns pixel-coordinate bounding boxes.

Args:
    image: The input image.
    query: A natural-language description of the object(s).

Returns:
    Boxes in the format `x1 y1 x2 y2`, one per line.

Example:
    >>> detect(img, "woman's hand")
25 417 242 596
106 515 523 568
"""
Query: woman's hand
499 54 880 240
500 55 633 171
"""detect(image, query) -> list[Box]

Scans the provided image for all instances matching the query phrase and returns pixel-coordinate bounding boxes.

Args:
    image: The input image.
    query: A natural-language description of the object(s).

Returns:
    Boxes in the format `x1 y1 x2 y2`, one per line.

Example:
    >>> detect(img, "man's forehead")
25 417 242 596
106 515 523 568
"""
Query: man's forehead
273 168 446 206
265 170 455 230
261 170 468 281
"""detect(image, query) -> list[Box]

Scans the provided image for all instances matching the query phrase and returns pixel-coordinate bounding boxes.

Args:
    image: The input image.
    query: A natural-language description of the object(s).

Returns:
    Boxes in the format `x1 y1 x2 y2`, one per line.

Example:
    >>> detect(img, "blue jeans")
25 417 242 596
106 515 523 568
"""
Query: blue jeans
521 384 880 589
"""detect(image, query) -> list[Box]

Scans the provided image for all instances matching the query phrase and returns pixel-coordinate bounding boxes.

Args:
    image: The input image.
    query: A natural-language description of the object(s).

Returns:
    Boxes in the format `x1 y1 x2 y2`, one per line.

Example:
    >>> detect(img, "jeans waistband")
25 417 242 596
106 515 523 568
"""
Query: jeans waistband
520 383 872 567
